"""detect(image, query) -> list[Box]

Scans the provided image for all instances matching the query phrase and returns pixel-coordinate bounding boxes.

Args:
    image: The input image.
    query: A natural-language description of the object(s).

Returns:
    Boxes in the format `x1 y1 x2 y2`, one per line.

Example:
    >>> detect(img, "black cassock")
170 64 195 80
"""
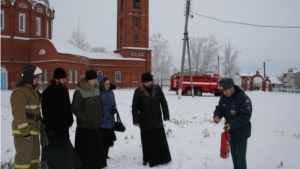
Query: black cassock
74 127 107 169
42 138 82 169
141 127 172 167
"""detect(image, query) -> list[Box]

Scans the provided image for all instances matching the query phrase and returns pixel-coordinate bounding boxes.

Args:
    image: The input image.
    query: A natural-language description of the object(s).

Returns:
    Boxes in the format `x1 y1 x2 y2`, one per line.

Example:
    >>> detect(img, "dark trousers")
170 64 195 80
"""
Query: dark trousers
230 139 248 169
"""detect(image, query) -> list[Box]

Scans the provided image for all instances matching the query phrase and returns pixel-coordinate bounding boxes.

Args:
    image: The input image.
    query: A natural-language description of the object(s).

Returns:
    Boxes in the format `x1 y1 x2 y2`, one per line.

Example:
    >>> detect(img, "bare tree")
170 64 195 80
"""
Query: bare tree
201 35 221 74
150 33 173 86
221 40 241 78
90 47 108 53
68 20 90 51
277 74 284 82
185 35 221 74
184 36 207 74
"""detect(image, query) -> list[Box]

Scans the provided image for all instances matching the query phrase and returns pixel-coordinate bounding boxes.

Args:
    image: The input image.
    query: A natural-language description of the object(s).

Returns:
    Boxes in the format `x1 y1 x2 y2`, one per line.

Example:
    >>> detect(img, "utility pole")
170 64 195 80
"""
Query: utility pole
178 0 194 99
217 55 220 75
263 60 270 79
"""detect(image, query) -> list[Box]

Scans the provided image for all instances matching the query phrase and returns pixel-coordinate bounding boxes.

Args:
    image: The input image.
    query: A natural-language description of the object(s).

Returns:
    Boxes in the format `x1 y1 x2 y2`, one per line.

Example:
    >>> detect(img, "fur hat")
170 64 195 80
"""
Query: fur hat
85 70 98 80
53 68 67 79
141 73 153 82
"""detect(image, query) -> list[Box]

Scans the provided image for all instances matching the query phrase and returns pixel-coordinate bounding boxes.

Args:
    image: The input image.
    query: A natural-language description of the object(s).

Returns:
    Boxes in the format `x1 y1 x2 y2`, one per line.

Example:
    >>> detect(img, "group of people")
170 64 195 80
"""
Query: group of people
10 65 252 169
10 66 174 169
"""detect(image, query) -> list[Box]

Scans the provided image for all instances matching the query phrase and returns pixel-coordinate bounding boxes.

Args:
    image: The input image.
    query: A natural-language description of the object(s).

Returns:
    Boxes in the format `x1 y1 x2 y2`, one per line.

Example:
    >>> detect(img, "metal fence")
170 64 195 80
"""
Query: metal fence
272 86 300 93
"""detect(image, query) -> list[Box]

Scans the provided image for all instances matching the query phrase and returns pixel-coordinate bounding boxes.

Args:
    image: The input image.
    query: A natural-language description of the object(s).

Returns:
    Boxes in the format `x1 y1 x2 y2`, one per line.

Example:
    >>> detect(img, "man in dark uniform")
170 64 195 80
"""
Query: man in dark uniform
132 73 172 167
213 78 252 169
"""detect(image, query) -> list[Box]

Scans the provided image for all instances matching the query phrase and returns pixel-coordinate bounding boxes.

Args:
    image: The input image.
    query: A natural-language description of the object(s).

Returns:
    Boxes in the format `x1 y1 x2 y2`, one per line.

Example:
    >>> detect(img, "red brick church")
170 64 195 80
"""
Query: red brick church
1 0 151 89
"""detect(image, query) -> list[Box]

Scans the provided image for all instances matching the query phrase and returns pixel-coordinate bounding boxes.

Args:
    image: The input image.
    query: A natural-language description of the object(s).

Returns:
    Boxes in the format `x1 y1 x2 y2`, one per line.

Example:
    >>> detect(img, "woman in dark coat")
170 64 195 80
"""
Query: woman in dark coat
98 75 117 159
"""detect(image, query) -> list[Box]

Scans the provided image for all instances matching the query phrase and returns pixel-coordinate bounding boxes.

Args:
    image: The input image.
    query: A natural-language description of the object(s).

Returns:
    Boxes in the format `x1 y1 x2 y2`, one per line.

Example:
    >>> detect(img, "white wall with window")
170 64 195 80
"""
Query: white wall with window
44 70 48 83
74 70 78 83
19 13 26 32
68 70 72 83
115 71 121 82
36 17 41 35
1 10 4 30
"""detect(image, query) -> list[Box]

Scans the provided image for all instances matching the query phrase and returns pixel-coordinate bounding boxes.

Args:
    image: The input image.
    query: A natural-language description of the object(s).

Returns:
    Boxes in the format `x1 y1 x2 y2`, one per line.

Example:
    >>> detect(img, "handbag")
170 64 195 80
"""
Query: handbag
114 109 126 132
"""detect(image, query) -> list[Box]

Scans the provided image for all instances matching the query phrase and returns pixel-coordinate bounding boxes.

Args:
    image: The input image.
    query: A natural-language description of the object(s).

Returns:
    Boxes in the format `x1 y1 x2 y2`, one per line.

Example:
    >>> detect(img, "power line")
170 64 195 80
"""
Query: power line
190 11 300 29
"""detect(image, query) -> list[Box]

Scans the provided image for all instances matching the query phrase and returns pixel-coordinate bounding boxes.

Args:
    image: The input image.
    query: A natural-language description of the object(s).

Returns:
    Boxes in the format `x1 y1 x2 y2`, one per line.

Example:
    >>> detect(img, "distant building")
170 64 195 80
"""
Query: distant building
282 68 300 87
1 0 151 89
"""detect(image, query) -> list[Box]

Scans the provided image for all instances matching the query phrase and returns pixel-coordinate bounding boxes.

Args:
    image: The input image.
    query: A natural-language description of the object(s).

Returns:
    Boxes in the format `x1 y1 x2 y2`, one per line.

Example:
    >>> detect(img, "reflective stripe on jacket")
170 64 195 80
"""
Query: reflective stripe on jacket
10 84 41 136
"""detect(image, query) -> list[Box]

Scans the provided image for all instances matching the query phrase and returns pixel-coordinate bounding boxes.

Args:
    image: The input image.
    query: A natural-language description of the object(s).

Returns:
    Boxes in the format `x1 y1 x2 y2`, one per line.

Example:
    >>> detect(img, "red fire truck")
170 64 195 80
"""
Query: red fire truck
169 74 223 96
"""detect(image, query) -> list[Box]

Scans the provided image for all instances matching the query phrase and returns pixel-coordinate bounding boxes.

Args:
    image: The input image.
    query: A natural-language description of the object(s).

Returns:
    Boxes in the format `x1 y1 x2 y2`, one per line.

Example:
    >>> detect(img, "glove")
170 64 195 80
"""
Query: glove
111 108 117 115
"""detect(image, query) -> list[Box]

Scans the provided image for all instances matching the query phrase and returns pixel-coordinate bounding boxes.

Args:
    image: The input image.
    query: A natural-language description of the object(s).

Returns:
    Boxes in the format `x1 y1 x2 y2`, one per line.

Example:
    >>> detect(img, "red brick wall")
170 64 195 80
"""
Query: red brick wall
1 1 152 89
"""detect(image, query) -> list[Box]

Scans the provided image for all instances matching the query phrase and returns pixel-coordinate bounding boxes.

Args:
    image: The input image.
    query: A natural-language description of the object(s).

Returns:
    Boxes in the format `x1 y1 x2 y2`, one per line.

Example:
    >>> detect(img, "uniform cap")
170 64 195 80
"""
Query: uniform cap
219 78 234 90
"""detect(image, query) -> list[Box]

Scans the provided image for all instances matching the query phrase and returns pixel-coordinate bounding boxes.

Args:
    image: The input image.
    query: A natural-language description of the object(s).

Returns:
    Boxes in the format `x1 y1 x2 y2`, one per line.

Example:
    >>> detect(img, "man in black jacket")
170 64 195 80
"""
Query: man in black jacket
42 68 81 168
214 78 252 169
132 73 172 167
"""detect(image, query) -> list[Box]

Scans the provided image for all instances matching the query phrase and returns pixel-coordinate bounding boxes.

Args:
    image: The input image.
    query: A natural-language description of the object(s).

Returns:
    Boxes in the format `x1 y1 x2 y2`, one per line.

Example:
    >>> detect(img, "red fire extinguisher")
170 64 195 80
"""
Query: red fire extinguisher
220 131 231 159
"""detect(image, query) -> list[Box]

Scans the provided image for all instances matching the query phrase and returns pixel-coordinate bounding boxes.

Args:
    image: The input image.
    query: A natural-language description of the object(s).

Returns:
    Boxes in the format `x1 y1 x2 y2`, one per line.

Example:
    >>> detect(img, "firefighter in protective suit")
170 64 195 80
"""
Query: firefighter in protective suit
10 65 43 169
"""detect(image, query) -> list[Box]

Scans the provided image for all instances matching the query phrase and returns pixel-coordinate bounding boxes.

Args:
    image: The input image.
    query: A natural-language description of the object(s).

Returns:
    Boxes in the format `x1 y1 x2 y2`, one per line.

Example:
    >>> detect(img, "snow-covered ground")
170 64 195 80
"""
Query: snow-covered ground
1 88 300 168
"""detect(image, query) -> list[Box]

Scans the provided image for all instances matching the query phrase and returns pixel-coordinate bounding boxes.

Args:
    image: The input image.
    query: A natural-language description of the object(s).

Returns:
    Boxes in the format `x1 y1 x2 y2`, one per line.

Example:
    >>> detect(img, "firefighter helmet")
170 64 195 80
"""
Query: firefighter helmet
16 66 43 87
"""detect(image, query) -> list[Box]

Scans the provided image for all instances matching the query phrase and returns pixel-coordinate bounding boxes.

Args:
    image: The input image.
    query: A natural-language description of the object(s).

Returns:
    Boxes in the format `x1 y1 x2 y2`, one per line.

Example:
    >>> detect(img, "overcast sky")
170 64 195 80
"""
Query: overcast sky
49 0 300 78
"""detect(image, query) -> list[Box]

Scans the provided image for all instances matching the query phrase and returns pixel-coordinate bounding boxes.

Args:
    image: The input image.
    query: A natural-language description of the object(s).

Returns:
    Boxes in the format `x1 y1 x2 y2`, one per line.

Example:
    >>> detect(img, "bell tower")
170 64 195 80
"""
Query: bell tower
115 0 151 73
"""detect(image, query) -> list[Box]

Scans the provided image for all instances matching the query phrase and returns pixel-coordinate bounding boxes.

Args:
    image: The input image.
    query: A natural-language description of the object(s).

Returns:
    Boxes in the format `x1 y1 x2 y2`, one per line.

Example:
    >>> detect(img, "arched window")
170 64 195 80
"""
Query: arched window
133 0 141 10
131 52 137 56
1 10 4 30
46 21 49 38
1 0 5 4
68 70 72 82
19 13 26 32
138 53 144 56
39 49 46 55
134 34 138 43
97 71 103 76
74 70 78 83
36 17 41 35
37 8 42 13
115 71 121 83
19 3 27 8
44 70 48 83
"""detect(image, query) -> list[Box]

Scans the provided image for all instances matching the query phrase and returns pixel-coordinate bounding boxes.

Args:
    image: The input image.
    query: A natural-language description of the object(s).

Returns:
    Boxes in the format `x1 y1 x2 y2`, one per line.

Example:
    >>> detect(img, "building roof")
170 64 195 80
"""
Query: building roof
10 0 49 8
49 40 145 61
